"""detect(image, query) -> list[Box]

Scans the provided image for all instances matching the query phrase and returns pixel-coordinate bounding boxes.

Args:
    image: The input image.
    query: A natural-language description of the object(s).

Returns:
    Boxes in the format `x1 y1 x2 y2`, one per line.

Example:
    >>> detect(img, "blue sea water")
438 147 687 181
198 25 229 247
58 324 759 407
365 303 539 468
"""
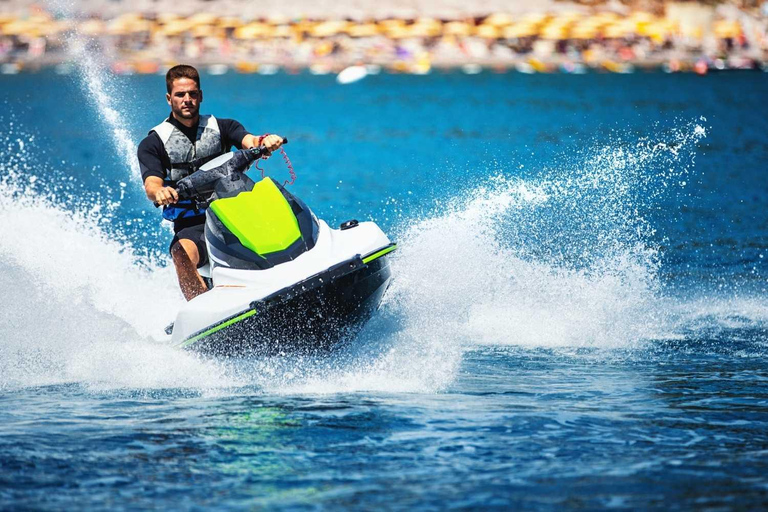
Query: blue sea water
1 64 768 510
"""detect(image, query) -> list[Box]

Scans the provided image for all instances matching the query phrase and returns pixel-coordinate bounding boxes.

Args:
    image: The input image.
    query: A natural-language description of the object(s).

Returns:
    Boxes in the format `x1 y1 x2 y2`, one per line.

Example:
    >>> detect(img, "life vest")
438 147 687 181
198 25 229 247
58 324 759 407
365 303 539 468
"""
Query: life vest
150 115 224 222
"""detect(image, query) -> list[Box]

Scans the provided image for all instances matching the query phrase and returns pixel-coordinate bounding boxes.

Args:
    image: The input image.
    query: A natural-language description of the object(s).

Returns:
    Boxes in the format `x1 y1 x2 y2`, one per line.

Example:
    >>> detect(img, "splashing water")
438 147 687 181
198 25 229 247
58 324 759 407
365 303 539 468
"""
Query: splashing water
4 115 755 394
48 1 142 184
0 124 240 392
386 121 709 349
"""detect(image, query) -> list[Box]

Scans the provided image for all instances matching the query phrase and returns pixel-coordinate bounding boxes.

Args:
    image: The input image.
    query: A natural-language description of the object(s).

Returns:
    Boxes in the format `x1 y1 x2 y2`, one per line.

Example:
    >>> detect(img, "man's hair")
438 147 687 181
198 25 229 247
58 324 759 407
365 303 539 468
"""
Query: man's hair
166 65 200 94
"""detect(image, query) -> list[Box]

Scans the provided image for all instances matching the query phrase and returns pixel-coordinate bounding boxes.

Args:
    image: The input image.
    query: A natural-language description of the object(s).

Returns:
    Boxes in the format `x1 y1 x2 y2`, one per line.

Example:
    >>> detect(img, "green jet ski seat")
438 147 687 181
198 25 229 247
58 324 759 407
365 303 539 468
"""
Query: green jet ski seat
205 177 319 270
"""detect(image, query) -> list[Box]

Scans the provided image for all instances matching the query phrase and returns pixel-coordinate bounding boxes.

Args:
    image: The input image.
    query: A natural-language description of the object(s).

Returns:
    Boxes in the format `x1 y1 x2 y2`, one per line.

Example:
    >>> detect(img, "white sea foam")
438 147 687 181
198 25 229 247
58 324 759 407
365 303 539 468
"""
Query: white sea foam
380 121 712 349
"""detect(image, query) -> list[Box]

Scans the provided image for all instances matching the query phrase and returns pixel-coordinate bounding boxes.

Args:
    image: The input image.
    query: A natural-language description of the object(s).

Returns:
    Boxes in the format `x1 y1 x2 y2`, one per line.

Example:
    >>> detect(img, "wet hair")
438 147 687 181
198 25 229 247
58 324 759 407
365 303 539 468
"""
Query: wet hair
166 65 201 94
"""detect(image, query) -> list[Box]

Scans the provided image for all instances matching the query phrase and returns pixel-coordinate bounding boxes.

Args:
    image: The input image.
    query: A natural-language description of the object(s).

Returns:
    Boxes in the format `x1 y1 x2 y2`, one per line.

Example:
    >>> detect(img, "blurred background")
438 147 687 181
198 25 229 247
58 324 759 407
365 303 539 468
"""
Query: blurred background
1 0 767 75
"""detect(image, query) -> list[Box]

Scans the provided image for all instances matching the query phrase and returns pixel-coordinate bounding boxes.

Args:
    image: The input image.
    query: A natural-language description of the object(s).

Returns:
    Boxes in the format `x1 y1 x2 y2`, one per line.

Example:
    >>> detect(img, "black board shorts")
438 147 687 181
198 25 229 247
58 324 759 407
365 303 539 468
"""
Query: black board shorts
170 216 208 268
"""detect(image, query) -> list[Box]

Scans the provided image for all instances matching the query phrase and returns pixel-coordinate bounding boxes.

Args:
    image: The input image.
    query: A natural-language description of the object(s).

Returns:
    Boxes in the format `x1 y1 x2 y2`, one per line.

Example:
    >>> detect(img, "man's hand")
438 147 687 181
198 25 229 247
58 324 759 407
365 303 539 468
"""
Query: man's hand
260 134 284 154
242 133 285 155
144 176 178 206
154 186 179 206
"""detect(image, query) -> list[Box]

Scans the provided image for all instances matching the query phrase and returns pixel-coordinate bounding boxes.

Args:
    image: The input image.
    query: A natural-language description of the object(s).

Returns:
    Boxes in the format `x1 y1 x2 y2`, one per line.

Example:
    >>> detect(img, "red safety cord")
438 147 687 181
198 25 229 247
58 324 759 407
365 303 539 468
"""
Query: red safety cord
255 136 296 186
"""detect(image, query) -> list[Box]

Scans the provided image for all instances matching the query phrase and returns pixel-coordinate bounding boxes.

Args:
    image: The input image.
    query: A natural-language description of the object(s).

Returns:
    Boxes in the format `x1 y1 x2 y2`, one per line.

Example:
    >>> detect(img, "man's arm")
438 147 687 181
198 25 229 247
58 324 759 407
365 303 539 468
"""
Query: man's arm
138 134 178 204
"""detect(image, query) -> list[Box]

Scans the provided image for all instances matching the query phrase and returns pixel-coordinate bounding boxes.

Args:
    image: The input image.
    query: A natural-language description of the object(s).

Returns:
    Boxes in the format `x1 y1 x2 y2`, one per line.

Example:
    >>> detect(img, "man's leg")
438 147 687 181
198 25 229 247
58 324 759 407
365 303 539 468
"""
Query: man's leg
171 239 208 301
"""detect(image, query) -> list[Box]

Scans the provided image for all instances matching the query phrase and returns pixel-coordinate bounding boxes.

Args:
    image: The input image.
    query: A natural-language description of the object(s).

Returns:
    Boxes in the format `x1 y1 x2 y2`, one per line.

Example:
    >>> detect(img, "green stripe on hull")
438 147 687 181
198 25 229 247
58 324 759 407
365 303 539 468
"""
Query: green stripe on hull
362 244 397 264
178 309 257 348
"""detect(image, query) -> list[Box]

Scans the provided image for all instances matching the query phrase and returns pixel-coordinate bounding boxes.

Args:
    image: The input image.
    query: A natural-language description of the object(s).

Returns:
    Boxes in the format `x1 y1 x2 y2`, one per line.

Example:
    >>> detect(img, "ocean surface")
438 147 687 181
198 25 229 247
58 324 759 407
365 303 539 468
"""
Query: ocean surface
1 61 768 509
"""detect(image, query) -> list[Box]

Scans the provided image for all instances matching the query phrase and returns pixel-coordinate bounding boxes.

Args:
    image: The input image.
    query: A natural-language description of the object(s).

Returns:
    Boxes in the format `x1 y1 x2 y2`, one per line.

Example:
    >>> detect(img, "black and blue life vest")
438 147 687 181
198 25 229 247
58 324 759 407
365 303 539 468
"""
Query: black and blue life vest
150 115 224 222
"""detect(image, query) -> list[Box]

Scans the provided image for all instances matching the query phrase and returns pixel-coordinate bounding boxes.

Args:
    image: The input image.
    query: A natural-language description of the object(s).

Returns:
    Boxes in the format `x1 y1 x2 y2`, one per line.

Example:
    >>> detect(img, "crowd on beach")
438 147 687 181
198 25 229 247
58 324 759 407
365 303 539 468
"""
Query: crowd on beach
1 1 767 74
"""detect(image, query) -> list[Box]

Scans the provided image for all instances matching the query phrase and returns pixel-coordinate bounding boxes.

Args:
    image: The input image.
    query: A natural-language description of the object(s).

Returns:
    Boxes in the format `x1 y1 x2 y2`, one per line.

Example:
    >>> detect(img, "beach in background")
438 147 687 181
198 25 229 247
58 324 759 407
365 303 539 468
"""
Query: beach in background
1 1 768 74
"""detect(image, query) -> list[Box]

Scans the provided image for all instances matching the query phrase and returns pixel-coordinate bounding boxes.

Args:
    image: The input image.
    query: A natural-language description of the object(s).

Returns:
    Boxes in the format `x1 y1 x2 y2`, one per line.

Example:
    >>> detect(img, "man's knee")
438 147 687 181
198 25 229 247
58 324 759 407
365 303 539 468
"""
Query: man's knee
171 238 200 267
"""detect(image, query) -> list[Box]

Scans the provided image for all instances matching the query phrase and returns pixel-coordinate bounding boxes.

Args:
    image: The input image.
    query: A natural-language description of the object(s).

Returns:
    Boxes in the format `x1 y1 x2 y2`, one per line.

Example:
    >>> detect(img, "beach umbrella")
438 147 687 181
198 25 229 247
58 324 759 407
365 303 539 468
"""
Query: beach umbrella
187 13 218 27
272 25 292 38
157 13 180 24
628 12 655 23
475 24 500 39
519 13 548 25
378 19 406 34
502 23 537 39
346 22 380 38
409 19 443 38
603 21 634 39
714 20 741 39
217 17 244 29
77 19 106 36
1 20 31 36
540 26 569 40
643 21 674 42
443 21 473 37
483 13 513 27
157 20 189 36
108 17 152 35
233 22 271 39
310 20 349 37
570 25 599 40
386 25 410 40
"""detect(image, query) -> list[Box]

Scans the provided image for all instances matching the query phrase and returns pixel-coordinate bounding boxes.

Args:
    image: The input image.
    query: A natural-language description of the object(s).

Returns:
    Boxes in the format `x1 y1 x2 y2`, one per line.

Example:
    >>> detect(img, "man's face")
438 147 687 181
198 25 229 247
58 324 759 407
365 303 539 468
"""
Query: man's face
166 77 202 120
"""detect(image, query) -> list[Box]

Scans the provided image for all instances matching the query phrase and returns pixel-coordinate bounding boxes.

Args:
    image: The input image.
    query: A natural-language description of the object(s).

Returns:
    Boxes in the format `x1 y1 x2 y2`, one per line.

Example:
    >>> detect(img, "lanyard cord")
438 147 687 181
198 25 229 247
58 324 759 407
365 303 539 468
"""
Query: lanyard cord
254 146 296 187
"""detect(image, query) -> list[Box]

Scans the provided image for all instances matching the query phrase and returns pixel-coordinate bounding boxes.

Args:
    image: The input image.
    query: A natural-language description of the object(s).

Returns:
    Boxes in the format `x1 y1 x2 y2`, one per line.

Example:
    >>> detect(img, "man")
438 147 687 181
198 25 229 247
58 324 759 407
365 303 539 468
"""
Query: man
138 64 284 301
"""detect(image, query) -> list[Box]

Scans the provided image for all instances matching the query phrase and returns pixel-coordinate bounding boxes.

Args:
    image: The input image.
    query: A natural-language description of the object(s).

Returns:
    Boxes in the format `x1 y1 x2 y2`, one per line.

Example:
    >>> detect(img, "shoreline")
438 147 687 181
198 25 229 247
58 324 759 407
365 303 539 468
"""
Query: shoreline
1 4 766 76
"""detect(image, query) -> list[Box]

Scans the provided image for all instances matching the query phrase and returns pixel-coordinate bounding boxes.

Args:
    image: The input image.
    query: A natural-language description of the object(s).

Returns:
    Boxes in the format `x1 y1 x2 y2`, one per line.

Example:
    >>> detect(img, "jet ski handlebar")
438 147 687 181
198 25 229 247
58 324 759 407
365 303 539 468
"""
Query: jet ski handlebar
153 138 287 208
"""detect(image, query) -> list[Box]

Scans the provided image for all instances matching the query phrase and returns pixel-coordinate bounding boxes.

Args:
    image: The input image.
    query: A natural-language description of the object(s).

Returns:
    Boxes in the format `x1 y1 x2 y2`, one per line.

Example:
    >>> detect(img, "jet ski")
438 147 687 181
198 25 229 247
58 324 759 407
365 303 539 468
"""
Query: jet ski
164 142 396 356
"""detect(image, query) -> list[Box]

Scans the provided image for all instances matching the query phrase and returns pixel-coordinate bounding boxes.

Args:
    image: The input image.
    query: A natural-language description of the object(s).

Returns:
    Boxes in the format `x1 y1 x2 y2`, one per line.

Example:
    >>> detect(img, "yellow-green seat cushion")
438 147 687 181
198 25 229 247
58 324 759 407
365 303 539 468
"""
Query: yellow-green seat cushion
209 178 301 256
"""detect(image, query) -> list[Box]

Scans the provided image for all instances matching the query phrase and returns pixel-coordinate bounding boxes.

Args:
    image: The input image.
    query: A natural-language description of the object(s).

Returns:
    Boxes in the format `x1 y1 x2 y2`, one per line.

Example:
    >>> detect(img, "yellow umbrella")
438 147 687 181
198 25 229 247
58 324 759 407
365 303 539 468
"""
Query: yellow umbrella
233 22 271 39
187 13 217 26
475 24 500 39
644 21 674 43
520 13 548 25
108 18 153 35
714 20 741 39
157 13 180 24
409 21 443 38
27 14 53 25
443 21 472 37
571 25 599 40
272 25 292 38
603 22 634 39
628 12 655 23
540 26 569 40
502 23 537 39
347 22 380 38
1 20 25 36
483 13 513 27
378 19 406 33
78 19 106 36
310 20 349 37
218 17 244 29
387 26 410 40
157 20 189 37
290 19 314 34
